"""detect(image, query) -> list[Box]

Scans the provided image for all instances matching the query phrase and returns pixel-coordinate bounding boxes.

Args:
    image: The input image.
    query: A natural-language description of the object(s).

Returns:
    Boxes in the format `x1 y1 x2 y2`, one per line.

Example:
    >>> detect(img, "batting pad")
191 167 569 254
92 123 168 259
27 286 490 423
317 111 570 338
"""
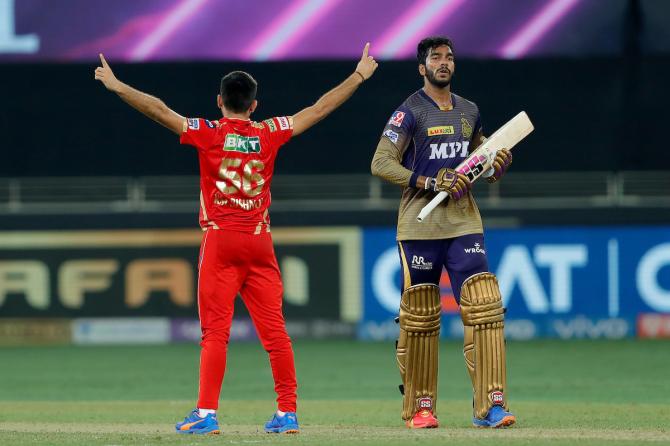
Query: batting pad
396 284 441 420
460 272 508 419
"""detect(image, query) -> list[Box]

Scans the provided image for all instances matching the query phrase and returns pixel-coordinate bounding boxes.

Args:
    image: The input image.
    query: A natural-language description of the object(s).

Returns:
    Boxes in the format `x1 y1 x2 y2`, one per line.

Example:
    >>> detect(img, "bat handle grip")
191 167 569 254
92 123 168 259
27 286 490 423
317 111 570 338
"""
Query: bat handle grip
417 191 448 222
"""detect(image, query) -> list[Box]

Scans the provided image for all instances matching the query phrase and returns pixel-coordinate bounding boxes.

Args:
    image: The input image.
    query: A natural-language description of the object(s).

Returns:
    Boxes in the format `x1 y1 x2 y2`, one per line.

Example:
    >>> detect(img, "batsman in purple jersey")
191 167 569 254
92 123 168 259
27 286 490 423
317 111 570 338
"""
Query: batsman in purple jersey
371 37 515 429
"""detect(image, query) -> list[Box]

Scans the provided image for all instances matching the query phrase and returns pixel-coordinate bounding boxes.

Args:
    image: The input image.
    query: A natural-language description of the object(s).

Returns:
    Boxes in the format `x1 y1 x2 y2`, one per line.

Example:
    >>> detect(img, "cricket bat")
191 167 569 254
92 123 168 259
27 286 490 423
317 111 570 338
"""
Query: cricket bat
417 111 534 222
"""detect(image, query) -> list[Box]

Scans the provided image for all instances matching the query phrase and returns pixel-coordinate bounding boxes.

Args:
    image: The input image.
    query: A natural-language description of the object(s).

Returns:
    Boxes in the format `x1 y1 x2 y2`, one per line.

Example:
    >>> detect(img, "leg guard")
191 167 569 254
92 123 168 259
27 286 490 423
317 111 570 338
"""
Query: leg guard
396 284 441 421
460 272 508 419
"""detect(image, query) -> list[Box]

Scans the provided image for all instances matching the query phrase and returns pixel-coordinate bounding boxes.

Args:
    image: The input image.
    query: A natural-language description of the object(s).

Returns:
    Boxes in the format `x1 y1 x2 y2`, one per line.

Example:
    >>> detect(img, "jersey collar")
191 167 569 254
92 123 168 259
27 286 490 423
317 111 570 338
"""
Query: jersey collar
418 89 456 111
222 117 251 122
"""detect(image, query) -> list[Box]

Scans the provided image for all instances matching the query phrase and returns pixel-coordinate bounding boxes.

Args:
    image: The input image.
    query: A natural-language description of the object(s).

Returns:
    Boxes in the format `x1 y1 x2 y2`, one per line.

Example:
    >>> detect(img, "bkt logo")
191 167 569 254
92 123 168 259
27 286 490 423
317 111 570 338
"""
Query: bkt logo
429 141 470 159
224 134 261 154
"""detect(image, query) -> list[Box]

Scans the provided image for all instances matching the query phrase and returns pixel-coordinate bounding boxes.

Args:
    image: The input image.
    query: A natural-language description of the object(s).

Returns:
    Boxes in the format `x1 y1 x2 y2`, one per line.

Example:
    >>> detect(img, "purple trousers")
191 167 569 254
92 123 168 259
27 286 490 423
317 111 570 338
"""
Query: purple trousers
397 233 489 303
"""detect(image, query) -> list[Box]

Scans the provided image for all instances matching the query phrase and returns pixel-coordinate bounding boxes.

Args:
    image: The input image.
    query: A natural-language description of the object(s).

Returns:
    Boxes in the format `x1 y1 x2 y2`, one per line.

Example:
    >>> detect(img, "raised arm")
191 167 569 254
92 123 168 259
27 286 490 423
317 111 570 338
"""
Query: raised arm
291 43 378 137
94 54 186 135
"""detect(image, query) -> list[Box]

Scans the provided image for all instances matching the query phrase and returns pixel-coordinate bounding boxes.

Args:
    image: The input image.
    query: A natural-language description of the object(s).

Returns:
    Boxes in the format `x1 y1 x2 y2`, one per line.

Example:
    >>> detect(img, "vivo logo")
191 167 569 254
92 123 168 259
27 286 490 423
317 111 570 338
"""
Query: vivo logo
552 316 629 339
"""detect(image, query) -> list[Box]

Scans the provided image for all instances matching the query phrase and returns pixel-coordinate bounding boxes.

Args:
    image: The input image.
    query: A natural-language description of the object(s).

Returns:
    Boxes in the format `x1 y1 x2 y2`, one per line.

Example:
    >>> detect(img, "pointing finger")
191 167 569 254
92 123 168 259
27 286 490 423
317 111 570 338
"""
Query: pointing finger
362 42 370 58
99 53 109 67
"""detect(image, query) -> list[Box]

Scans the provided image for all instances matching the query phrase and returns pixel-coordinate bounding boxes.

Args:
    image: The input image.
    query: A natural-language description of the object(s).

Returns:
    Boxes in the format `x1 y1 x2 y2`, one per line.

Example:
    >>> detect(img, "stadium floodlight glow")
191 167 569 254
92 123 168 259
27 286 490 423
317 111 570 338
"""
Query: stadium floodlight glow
129 0 210 61
243 0 341 61
498 0 581 59
376 0 465 60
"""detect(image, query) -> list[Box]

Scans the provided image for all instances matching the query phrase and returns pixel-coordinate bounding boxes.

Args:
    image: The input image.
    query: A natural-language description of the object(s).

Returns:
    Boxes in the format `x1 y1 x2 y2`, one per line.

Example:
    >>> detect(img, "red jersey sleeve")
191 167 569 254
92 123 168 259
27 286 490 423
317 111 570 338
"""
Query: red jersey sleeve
179 118 218 150
262 116 293 149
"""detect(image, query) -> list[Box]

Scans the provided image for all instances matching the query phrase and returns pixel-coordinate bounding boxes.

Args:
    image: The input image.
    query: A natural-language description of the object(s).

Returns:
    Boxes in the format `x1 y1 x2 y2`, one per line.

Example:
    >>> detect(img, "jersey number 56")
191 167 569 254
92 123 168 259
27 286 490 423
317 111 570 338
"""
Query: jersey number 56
216 159 266 197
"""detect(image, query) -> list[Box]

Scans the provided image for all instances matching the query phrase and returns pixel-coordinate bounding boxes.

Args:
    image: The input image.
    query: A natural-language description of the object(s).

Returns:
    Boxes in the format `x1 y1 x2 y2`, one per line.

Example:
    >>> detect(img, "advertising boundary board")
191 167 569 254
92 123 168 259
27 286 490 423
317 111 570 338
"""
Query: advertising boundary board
360 226 670 340
0 228 361 322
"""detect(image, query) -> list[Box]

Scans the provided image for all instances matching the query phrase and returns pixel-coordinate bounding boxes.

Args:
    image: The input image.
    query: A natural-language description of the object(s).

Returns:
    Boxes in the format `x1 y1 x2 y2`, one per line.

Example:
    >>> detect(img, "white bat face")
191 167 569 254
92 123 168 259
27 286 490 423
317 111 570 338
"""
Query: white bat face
417 112 534 222
455 113 533 184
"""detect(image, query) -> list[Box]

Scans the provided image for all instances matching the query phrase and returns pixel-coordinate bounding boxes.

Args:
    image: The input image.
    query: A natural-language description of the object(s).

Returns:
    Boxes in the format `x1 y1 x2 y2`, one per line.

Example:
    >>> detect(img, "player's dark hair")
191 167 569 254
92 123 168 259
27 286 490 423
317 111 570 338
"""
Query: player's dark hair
220 71 257 113
417 37 454 65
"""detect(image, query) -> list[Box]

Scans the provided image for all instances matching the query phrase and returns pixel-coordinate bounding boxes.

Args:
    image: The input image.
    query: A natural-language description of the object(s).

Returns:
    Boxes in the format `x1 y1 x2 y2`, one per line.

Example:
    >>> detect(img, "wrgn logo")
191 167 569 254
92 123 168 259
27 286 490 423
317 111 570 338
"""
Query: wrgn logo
464 243 486 254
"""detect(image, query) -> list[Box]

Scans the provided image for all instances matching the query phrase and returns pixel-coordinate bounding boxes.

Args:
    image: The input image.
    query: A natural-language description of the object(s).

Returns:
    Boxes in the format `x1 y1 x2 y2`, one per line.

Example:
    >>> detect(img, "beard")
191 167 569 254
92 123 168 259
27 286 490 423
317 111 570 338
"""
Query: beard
425 67 452 88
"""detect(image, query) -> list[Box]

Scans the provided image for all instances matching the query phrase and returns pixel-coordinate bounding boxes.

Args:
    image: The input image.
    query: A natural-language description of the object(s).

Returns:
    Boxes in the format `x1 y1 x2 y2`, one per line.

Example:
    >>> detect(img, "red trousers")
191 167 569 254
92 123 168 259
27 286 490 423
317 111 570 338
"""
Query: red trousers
196 228 297 412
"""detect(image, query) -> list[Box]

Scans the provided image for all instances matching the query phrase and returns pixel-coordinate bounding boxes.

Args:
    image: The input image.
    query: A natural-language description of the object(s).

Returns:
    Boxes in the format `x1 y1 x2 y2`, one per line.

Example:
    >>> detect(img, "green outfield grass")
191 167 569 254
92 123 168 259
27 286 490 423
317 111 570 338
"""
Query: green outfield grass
1 340 669 445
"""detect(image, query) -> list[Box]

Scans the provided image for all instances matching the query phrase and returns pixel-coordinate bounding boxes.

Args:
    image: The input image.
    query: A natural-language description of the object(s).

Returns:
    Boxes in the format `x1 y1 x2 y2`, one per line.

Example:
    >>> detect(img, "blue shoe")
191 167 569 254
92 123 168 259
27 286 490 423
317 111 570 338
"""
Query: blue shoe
175 409 221 434
472 405 516 428
264 412 300 434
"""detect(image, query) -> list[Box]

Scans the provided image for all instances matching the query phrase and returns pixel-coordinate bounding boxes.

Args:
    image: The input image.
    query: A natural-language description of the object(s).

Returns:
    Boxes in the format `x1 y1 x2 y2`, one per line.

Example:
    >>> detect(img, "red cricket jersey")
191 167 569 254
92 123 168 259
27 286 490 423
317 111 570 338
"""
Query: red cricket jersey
180 116 293 233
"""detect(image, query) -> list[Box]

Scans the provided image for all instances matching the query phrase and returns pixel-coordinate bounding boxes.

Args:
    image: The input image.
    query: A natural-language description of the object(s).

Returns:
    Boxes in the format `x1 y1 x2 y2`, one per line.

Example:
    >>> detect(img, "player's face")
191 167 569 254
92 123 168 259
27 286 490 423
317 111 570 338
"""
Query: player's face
423 45 454 88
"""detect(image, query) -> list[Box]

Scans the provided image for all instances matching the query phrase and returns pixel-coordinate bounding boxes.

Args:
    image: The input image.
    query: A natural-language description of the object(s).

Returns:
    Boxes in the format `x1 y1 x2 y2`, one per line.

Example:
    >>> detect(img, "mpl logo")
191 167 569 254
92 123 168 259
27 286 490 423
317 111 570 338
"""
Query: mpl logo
429 141 470 159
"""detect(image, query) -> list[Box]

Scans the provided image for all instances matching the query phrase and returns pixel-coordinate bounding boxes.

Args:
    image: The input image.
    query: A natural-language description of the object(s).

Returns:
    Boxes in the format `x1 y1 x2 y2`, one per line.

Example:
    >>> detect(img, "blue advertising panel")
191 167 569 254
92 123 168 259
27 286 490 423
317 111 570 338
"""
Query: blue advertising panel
360 226 670 340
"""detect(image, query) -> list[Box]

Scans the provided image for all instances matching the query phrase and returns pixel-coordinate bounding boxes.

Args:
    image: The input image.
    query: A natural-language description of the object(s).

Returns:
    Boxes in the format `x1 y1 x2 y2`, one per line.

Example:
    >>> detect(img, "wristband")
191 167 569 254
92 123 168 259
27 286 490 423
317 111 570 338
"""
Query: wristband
409 171 420 188
354 71 365 82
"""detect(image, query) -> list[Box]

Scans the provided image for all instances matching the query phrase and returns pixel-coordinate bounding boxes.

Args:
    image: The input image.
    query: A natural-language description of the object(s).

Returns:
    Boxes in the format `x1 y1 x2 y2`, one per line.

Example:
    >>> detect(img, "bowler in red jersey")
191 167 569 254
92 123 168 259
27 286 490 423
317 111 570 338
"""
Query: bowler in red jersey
94 44 377 435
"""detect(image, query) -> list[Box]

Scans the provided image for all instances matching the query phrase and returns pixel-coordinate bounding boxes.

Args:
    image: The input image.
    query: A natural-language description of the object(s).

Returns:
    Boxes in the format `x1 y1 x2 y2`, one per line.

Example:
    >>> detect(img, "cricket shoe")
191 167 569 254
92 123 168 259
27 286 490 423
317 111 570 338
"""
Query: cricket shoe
264 411 300 434
472 405 516 428
406 409 439 429
175 409 221 434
